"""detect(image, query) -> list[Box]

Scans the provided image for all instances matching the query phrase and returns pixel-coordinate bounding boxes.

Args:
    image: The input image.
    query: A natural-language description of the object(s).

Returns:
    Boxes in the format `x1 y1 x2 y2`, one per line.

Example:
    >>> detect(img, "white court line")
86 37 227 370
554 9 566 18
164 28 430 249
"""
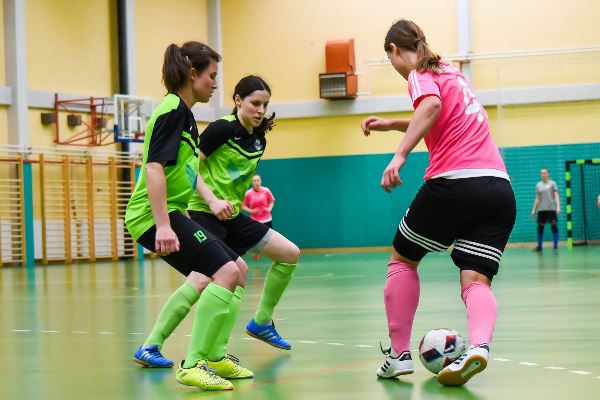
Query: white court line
354 345 374 348
185 334 192 337
275 318 288 321
326 342 344 346
12 329 31 332
519 362 538 366
99 332 116 335
298 340 318 344
570 371 591 375
72 331 88 334
41 330 59 333
494 358 511 362
128 332 145 335
545 366 566 370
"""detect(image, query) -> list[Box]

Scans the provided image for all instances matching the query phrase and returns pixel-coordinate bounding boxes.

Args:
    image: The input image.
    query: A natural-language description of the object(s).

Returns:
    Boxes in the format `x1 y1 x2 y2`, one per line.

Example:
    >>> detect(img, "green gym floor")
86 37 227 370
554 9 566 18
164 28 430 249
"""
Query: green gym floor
1 247 599 400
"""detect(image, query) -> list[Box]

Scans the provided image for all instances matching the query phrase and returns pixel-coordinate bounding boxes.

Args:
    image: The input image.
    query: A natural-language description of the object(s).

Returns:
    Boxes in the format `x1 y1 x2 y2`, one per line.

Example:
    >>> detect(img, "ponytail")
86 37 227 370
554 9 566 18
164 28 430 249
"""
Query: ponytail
384 19 442 74
162 41 221 92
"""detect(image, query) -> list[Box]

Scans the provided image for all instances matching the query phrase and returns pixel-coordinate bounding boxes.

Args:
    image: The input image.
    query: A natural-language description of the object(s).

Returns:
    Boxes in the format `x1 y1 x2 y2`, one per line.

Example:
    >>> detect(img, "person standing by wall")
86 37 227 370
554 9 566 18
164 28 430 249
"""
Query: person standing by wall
531 168 560 251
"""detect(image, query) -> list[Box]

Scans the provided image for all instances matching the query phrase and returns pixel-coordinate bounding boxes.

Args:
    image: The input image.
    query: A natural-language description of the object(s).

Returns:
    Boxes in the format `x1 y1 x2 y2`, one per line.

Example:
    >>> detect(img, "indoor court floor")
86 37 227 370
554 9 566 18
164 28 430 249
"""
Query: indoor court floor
1 247 599 400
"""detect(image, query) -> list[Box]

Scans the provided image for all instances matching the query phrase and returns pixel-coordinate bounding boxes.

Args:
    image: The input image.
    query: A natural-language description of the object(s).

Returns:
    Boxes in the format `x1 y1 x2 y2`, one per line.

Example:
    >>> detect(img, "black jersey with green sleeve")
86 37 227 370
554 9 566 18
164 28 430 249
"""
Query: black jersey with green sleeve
125 93 200 240
187 114 266 218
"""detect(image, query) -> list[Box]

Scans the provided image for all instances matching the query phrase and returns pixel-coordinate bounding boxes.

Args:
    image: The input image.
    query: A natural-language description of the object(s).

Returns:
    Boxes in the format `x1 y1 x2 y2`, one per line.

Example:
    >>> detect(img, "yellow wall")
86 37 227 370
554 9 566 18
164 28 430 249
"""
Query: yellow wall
0 108 7 145
262 111 422 160
0 0 5 86
471 0 600 53
134 0 208 100
26 0 115 95
221 0 457 102
491 101 600 148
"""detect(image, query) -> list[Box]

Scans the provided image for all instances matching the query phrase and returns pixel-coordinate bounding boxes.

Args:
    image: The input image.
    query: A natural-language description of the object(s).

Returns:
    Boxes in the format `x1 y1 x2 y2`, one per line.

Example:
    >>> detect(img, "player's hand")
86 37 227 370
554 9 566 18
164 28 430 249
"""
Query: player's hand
556 207 560 215
531 211 535 218
381 155 405 193
361 116 391 136
155 225 180 256
209 199 233 220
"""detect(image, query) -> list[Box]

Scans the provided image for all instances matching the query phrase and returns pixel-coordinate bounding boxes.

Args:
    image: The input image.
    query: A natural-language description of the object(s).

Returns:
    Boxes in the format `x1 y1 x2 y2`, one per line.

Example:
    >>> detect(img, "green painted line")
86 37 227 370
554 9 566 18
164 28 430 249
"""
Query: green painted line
592 158 600 164
23 163 35 268
576 159 585 164
565 171 571 181
566 188 571 197
567 221 573 230
566 205 572 214
567 237 573 248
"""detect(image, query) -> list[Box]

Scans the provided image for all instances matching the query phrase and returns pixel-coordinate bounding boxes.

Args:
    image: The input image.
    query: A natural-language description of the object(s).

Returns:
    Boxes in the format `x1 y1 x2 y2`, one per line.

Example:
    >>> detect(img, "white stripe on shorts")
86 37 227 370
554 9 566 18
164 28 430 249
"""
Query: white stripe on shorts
399 218 447 252
455 239 503 258
453 245 501 264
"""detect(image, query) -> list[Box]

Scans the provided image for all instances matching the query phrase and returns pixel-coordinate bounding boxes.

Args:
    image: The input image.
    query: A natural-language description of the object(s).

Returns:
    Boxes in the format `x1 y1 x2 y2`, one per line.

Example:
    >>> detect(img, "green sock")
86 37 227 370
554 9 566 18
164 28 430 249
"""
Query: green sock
183 283 233 368
143 282 200 348
208 286 244 361
254 262 297 325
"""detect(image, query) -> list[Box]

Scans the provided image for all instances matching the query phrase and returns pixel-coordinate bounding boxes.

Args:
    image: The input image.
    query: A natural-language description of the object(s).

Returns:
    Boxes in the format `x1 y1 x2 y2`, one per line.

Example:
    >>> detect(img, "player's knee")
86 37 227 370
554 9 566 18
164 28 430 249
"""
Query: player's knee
390 248 419 267
279 242 300 264
460 269 491 288
212 261 240 290
186 271 211 292
235 257 248 286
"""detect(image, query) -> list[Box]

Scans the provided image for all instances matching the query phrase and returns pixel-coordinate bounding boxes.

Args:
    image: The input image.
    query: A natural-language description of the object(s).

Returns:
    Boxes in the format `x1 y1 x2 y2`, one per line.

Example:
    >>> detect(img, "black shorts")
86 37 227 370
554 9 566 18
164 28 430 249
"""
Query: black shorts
537 211 557 224
263 220 273 229
392 177 516 280
188 211 272 256
137 211 239 277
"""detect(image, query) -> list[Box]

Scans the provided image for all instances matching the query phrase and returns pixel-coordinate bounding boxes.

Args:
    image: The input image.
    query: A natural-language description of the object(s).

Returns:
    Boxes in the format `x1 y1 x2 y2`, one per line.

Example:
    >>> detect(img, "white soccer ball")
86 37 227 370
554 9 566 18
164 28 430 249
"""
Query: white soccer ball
418 328 466 374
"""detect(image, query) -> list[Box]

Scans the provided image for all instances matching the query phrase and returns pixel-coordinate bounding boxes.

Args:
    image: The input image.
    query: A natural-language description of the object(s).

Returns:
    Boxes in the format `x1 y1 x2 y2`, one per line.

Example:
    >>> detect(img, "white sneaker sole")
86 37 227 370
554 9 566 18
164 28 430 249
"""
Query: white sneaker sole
376 369 414 379
436 355 487 386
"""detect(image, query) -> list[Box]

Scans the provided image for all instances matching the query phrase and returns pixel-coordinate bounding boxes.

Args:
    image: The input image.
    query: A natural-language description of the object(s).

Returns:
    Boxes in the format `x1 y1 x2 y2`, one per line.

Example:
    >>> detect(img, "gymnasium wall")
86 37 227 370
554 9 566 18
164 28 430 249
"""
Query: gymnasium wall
0 0 598 252
134 0 208 100
1 2 7 144
220 0 600 247
24 0 117 148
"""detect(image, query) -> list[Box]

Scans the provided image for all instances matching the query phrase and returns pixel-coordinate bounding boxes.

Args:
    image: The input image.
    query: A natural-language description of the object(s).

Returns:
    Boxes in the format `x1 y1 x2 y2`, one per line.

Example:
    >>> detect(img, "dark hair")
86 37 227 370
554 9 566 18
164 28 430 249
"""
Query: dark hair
384 19 442 74
232 75 276 135
162 41 221 92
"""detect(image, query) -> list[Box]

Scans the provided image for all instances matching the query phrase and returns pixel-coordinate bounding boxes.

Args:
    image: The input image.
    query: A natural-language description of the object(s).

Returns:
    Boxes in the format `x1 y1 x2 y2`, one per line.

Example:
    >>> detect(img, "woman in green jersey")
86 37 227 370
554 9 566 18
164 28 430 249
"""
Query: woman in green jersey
188 75 300 350
126 42 251 391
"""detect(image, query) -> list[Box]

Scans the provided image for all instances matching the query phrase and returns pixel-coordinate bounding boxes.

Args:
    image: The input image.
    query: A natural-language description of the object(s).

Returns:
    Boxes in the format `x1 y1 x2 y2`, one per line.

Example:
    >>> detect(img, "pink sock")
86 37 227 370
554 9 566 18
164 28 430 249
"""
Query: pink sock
461 282 497 346
384 260 420 354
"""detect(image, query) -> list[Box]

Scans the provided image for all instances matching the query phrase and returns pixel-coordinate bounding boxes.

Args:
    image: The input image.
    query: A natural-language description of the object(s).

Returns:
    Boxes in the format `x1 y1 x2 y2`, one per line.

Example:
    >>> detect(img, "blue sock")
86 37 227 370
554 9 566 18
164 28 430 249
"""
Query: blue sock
552 232 559 249
537 233 543 249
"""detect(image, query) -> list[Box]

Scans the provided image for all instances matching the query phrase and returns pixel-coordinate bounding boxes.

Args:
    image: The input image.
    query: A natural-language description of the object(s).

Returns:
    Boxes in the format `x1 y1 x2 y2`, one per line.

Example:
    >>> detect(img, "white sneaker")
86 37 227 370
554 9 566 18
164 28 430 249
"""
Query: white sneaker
436 344 489 386
376 345 414 378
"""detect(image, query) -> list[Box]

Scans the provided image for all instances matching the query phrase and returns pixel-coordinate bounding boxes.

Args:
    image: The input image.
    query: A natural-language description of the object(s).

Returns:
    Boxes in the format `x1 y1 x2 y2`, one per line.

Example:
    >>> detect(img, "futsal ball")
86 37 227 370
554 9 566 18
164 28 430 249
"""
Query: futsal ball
418 328 466 374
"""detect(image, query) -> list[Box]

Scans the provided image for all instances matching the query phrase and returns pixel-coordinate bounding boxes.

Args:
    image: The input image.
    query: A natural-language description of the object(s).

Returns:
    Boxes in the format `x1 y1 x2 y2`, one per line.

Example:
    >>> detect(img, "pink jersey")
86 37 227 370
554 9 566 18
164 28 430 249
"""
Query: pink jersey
243 187 275 223
407 63 508 181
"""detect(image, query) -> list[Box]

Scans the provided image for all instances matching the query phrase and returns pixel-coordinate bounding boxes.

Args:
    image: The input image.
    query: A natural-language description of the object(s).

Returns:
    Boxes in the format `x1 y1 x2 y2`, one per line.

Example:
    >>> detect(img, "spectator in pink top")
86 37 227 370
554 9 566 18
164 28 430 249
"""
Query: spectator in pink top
361 19 516 387
242 175 275 228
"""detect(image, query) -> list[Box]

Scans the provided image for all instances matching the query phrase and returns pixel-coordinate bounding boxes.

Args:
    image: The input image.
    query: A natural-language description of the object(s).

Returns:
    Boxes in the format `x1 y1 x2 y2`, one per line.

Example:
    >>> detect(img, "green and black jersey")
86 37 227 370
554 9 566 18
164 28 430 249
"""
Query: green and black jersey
125 93 200 240
188 114 266 218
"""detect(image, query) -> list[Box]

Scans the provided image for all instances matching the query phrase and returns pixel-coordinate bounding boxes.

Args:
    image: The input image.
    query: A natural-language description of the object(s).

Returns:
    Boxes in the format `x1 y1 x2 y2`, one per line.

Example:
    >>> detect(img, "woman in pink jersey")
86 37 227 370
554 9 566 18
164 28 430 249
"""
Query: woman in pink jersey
242 175 275 228
361 19 516 387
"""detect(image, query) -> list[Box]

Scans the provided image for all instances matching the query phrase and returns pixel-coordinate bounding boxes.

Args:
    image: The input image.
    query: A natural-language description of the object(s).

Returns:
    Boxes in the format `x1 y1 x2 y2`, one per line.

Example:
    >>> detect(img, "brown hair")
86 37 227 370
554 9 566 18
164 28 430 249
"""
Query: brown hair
384 19 442 74
162 41 221 92
232 75 275 135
